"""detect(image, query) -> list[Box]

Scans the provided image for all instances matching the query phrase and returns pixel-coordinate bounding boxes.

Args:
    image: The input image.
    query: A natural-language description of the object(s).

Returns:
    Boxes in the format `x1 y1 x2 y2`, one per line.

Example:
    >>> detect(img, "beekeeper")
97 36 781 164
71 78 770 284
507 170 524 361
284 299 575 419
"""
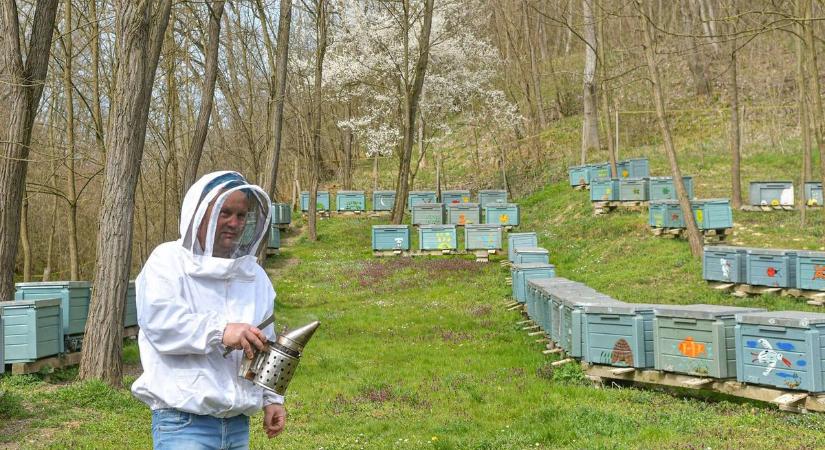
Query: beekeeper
132 171 286 449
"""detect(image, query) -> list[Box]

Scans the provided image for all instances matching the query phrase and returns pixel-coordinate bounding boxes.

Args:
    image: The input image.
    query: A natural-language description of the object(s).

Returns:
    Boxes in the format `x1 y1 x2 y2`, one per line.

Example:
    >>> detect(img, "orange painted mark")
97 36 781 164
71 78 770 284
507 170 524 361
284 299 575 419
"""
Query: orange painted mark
678 337 706 358
458 214 466 225
814 265 825 281
499 214 509 224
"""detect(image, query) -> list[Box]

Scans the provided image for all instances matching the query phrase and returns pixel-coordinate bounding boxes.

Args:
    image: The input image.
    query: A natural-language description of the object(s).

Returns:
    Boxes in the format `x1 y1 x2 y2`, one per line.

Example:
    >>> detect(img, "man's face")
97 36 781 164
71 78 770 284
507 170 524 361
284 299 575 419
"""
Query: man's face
197 190 251 258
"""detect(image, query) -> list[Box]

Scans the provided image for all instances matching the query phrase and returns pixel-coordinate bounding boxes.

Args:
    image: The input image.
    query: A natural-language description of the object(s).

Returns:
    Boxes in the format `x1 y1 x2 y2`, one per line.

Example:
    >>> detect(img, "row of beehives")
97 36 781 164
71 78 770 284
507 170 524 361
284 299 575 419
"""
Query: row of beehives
703 245 825 292
648 198 734 230
568 158 651 185
371 223 518 253
298 189 511 213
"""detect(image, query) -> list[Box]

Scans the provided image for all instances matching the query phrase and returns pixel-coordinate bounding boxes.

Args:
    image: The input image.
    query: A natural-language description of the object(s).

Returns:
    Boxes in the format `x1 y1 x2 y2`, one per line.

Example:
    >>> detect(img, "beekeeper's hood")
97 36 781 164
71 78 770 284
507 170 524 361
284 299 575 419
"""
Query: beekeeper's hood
179 171 271 261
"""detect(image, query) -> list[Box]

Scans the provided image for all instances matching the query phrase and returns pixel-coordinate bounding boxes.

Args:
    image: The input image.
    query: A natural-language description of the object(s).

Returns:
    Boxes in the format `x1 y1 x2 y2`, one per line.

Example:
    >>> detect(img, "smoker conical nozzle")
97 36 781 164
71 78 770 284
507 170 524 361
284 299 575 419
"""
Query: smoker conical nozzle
276 320 320 353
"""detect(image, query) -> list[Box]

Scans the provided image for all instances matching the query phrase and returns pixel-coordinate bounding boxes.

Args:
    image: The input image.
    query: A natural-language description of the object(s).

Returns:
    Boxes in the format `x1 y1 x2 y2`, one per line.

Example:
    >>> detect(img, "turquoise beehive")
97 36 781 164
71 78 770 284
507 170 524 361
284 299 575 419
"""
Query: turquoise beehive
583 303 662 368
648 201 667 228
702 245 748 284
446 203 480 226
372 190 396 211
300 191 330 211
418 224 457 251
804 182 823 206
587 163 611 181
568 164 590 187
407 191 438 209
371 225 410 251
411 203 445 225
691 199 733 230
441 190 471 204
649 176 694 201
736 311 825 392
270 203 291 225
590 178 619 201
507 232 538 261
616 158 650 179
545 280 602 347
797 250 825 291
512 247 549 265
268 224 281 249
478 189 508 208
15 281 91 350
559 293 624 356
483 203 519 227
746 248 797 288
748 181 794 207
618 178 649 201
1 298 62 362
510 263 555 304
528 278 581 333
335 190 366 212
464 224 502 251
124 280 137 328
653 304 765 378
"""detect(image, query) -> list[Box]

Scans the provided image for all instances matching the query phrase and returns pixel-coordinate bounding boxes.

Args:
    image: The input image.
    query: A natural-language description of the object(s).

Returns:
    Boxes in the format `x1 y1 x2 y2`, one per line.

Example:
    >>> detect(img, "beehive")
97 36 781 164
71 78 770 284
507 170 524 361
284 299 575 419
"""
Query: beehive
441 190 471 204
446 203 480 226
371 225 410 251
528 278 582 333
15 281 91 341
546 280 602 346
525 279 550 326
464 224 502 251
653 304 766 378
124 280 137 328
617 158 650 179
335 190 366 212
746 248 797 288
587 162 611 181
507 232 538 262
483 203 519 227
478 189 508 208
691 199 733 230
512 247 549 265
804 182 823 207
736 311 825 391
590 178 620 202
796 250 825 291
1 298 62 362
511 263 555 304
648 176 694 201
559 293 624 356
618 178 650 201
300 191 330 211
702 245 748 284
407 191 438 209
411 203 445 225
418 225 457 251
568 165 590 186
583 303 661 368
270 202 291 225
648 201 667 228
372 190 396 211
748 181 794 207
268 225 281 249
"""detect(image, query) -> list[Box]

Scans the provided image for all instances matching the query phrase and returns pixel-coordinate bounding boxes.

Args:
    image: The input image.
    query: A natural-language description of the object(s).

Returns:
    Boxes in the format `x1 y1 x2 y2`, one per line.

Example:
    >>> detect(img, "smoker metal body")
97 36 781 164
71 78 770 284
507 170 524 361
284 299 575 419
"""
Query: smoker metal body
238 321 320 396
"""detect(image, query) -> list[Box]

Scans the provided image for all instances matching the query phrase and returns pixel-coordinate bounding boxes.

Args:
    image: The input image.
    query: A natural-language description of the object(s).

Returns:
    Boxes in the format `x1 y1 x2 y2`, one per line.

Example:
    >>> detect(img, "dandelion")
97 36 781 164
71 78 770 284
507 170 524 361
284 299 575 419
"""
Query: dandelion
431 436 438 442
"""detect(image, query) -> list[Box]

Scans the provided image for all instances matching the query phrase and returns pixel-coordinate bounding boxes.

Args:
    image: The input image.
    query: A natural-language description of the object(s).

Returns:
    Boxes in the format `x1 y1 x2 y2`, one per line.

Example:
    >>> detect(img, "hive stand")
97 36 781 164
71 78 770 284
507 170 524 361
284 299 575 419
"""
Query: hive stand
373 250 410 258
741 205 795 212
592 200 649 216
650 226 733 243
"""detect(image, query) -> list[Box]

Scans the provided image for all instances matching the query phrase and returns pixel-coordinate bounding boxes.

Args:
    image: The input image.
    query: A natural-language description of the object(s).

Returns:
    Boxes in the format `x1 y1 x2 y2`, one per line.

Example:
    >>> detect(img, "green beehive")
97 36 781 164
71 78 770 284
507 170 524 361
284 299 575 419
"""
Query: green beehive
411 203 445 225
649 176 694 201
124 280 137 328
446 203 480 226
653 304 765 378
441 190 471 204
300 191 330 211
372 190 396 211
335 190 366 212
15 281 91 347
478 189 508 208
418 225 457 252
407 191 438 209
268 224 281 249
483 203 519 226
590 178 619 201
513 247 549 265
464 224 502 251
1 298 63 362
805 182 823 206
618 178 649 201
270 202 291 225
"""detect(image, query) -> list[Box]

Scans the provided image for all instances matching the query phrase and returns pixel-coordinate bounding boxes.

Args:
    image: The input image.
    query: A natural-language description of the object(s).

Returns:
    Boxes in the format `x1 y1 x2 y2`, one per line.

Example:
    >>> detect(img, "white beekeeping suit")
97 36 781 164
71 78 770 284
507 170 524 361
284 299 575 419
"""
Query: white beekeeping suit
132 171 283 417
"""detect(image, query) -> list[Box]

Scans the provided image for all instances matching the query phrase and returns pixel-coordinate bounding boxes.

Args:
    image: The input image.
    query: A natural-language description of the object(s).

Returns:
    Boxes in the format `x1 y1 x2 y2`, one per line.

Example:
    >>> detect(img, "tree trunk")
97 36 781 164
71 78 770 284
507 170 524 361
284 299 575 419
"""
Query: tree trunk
372 155 379 191
308 0 328 241
597 0 617 177
795 3 812 224
682 0 711 98
181 1 225 195
581 0 600 164
637 0 703 257
0 0 60 301
20 195 31 282
729 33 743 209
88 0 106 156
62 0 80 280
342 103 353 190
803 0 825 228
79 0 172 386
523 0 546 129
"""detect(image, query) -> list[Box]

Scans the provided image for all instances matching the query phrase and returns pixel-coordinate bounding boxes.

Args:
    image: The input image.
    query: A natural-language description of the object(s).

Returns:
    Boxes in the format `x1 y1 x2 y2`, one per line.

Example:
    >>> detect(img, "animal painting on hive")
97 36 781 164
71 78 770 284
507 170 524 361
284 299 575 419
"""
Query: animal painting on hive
814 265 825 281
747 339 792 376
678 337 706 358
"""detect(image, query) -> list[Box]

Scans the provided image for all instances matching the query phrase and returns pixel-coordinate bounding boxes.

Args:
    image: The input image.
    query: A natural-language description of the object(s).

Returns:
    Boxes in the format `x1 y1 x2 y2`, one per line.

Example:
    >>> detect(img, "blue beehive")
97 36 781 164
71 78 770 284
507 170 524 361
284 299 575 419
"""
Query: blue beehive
478 189 508 208
1 298 63 362
590 178 619 202
543 279 605 348
703 246 748 284
372 190 396 211
441 190 471 204
446 203 480 226
797 251 825 291
617 158 650 179
805 182 823 206
372 225 410 251
648 201 668 228
300 191 330 211
407 191 438 209
335 190 366 212
418 225 457 252
268 225 281 250
618 178 649 201
511 263 555 304
568 164 590 186
411 203 445 225
583 303 661 368
513 247 549 265
748 181 794 207
649 176 694 201
529 278 583 333
736 311 825 392
483 203 519 227
746 248 797 288
559 293 624 356
653 304 766 378
270 203 291 225
124 280 137 328
525 279 549 326
15 281 91 352
587 163 611 181
507 232 538 262
692 199 733 230
464 224 502 251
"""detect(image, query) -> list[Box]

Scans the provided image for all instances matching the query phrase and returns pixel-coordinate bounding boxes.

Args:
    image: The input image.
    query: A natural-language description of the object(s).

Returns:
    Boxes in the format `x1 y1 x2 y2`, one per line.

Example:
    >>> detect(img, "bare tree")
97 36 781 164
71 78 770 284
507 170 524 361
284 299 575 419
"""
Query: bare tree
726 3 743 209
308 0 328 241
581 0 600 164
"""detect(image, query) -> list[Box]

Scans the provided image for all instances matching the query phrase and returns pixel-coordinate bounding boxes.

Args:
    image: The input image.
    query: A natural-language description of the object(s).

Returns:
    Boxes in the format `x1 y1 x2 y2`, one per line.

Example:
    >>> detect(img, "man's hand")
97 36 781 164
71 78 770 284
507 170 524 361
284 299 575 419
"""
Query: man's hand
263 404 286 438
222 323 268 359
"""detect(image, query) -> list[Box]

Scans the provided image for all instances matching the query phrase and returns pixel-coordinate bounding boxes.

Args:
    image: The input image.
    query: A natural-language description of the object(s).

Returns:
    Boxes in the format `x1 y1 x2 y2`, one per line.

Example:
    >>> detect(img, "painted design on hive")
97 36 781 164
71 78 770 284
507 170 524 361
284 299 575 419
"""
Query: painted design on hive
750 338 792 376
695 210 704 224
393 237 404 249
677 337 706 358
766 267 779 278
435 232 453 249
813 265 825 281
458 214 466 225
662 187 671 195
610 338 633 367
720 258 732 280
776 371 802 389
499 214 509 224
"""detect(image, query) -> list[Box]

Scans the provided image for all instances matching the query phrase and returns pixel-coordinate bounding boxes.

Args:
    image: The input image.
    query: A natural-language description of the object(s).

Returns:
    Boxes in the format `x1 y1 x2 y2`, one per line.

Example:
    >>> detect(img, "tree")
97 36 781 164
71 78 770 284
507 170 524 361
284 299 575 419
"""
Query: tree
580 0 600 164
308 0 328 241
79 0 172 386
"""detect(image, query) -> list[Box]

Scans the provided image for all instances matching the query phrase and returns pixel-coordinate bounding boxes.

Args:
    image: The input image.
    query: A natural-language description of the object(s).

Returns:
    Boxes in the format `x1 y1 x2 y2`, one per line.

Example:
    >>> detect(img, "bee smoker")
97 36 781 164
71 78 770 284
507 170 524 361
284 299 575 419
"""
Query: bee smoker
238 321 320 395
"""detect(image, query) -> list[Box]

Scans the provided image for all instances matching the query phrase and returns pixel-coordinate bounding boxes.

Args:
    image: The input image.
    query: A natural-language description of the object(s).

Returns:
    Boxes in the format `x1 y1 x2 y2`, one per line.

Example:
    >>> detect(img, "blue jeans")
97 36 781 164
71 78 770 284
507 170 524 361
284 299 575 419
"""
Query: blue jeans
152 409 250 450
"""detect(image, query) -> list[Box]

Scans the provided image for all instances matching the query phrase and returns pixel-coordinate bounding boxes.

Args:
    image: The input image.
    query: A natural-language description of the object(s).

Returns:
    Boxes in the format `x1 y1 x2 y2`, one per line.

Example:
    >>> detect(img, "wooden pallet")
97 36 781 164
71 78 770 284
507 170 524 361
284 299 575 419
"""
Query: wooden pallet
573 184 589 191
741 205 795 212
650 226 733 243
470 249 497 262
373 250 410 257
411 249 457 256
582 363 825 413
593 200 649 215
717 283 825 302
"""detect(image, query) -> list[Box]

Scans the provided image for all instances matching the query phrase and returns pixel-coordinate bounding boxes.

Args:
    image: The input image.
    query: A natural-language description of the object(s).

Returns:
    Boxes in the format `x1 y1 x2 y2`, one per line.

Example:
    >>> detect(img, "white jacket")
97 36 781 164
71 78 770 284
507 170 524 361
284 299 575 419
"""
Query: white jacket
131 171 283 417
